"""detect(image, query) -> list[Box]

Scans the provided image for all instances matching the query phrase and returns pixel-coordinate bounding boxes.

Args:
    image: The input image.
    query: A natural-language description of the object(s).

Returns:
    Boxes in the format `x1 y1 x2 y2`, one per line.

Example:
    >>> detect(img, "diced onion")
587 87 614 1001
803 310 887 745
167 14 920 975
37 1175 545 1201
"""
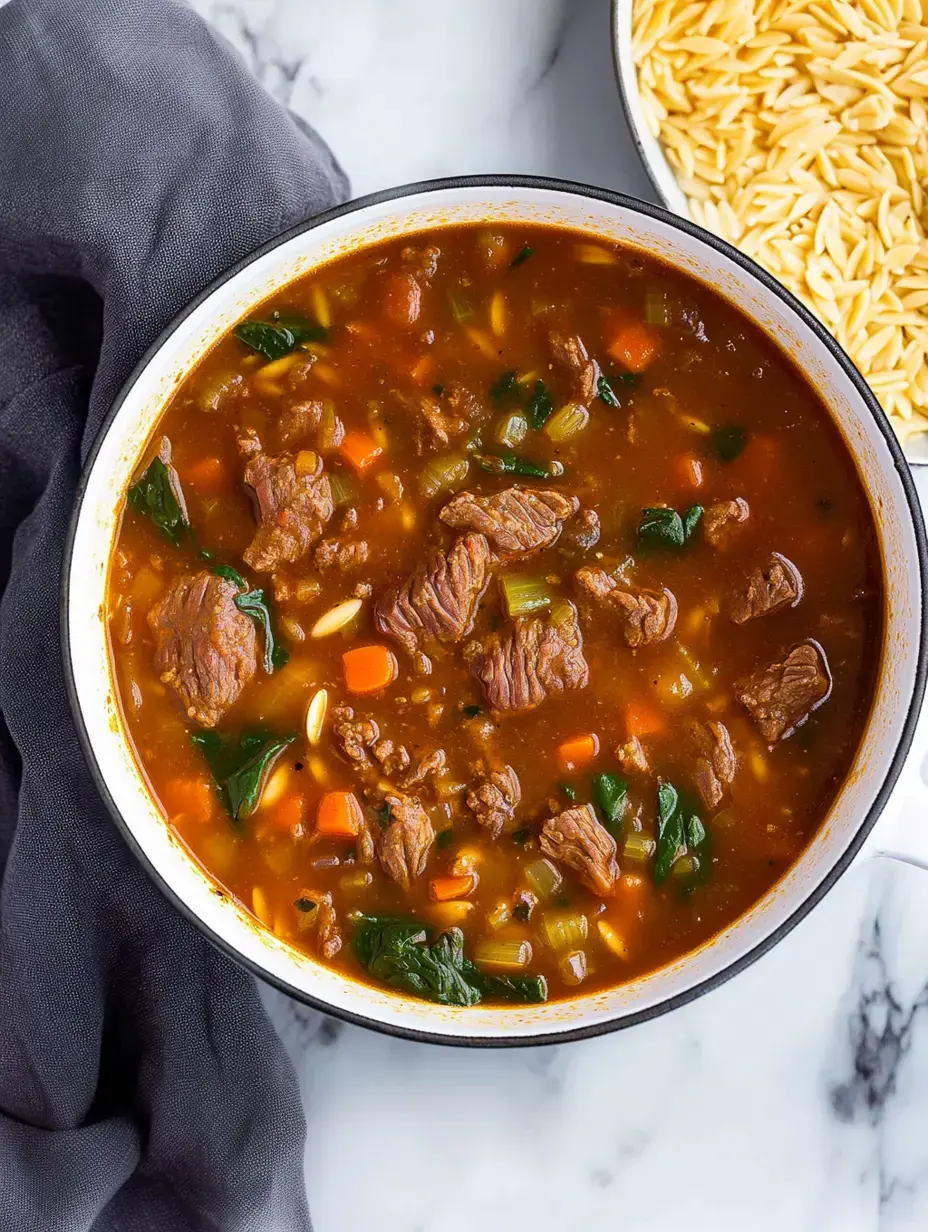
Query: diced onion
540 909 589 951
489 290 507 337
305 687 329 745
418 455 469 498
558 950 588 986
251 886 272 928
544 402 589 443
574 243 617 265
524 858 562 901
311 285 331 329
310 597 363 638
486 901 511 931
473 939 533 970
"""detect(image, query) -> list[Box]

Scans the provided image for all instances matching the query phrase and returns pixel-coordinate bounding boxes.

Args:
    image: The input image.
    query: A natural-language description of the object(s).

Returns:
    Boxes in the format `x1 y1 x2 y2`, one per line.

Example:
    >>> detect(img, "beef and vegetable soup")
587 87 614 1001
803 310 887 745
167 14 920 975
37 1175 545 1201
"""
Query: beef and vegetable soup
108 225 883 1007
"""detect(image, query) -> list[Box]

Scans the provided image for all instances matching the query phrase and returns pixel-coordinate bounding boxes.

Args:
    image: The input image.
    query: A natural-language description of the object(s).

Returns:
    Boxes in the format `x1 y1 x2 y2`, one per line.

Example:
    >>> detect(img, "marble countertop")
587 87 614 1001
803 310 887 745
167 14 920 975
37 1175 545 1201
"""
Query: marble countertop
191 2 928 1228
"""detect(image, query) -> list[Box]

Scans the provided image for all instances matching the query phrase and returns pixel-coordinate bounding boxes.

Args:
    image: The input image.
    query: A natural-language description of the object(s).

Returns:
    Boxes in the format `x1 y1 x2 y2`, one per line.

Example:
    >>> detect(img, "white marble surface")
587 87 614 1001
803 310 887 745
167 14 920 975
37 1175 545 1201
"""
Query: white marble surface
191 2 928 1228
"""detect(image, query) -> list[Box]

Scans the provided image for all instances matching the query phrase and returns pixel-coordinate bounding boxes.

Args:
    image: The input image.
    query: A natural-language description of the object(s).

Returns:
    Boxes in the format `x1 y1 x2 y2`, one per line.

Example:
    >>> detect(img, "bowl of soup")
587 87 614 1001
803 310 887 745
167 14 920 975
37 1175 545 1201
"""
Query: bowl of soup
63 177 927 1043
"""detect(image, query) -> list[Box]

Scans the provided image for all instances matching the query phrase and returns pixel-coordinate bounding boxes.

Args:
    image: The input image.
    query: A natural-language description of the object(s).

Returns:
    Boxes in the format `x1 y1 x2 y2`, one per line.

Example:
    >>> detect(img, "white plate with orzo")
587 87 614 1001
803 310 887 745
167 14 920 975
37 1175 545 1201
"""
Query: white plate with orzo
613 0 928 462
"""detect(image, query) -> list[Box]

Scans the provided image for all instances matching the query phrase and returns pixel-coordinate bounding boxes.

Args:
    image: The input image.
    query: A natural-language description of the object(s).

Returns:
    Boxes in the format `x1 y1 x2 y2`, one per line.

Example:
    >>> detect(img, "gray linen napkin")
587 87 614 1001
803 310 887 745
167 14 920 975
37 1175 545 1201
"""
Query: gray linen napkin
0 1 349 1228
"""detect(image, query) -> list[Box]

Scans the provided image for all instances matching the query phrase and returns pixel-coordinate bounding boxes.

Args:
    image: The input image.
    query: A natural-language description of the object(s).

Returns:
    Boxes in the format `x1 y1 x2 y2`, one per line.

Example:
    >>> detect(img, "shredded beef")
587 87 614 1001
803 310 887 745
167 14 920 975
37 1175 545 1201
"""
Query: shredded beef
403 748 447 789
730 552 803 624
704 498 750 549
563 507 601 551
404 391 469 453
279 400 324 445
313 537 370 571
401 244 441 279
299 890 342 959
548 330 600 403
540 803 619 896
440 485 579 557
238 429 334 572
372 738 410 778
736 639 833 743
378 793 435 890
691 720 737 809
576 566 677 647
615 736 649 775
465 763 521 839
375 533 491 664
465 602 588 713
331 704 379 767
148 570 256 728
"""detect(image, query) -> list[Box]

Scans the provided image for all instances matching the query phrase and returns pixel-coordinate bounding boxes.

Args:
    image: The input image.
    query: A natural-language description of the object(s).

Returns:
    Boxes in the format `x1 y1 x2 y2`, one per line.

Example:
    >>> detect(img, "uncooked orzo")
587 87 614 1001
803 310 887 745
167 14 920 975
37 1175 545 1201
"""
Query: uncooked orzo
633 0 928 443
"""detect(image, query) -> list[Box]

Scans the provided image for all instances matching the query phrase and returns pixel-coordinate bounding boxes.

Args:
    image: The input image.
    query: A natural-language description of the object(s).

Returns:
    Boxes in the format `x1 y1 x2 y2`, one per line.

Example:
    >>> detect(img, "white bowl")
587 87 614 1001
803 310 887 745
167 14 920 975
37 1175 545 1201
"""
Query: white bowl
63 177 927 1045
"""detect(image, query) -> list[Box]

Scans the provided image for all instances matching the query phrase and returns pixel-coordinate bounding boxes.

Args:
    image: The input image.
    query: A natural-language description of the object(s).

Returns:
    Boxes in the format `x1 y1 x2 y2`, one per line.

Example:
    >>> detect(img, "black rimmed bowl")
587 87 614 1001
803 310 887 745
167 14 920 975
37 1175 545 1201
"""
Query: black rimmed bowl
64 177 927 1046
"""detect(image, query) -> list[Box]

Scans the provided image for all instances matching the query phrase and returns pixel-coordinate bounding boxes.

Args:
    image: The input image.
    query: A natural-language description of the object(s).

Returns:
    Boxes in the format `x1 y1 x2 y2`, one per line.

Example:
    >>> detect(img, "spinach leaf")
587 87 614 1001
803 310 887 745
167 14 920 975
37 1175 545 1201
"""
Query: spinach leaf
528 379 554 430
510 245 534 268
235 313 326 361
559 781 577 802
436 827 455 849
352 918 481 1007
127 457 188 546
712 424 747 462
597 374 622 407
511 827 531 845
654 781 686 884
686 815 706 848
683 504 704 539
490 370 520 402
461 704 482 718
462 961 548 1004
637 506 685 550
598 371 640 407
235 588 289 673
592 773 628 836
192 729 297 821
211 562 246 588
476 452 557 480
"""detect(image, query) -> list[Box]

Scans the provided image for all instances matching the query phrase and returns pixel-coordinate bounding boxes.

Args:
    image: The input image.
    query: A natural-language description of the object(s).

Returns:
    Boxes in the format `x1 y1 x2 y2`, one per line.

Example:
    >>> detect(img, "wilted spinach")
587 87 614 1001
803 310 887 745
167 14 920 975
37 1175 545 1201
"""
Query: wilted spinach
127 457 188 546
191 728 297 821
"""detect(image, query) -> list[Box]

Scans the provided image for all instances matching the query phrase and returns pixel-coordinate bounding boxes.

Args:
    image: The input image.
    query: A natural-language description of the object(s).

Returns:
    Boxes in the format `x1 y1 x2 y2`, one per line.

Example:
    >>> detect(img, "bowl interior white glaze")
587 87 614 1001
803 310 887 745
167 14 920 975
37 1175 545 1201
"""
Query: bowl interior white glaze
66 182 923 1042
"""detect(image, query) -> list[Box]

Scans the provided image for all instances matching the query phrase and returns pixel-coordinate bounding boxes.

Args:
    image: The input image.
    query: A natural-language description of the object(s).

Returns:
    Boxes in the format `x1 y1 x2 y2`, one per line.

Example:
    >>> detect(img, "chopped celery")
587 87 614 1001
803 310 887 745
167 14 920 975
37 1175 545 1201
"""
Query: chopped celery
418 455 469 498
622 832 656 863
644 289 672 326
558 950 588 986
472 938 533 970
544 402 590 443
495 411 529 448
540 909 589 951
524 858 562 901
328 472 358 507
448 287 474 323
500 573 554 618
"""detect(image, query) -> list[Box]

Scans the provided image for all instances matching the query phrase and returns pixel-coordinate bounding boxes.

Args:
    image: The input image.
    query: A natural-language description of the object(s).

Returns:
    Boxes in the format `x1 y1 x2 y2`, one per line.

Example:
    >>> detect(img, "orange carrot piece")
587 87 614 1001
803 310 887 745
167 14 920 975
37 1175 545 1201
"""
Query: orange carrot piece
625 702 668 739
270 795 304 832
429 874 477 902
343 643 398 694
408 354 434 384
185 456 227 494
162 777 215 823
316 791 363 838
607 321 660 373
340 431 383 475
556 733 600 771
674 453 703 489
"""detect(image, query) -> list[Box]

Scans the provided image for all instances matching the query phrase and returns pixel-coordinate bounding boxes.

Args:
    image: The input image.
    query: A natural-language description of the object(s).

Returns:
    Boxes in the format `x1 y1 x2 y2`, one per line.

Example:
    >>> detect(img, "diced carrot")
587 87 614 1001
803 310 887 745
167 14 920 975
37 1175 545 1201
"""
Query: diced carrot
162 777 215 823
184 456 227 495
340 431 383 475
342 643 398 694
429 874 477 902
269 794 304 832
316 791 363 838
624 701 668 739
607 321 661 373
674 453 703 489
556 733 600 771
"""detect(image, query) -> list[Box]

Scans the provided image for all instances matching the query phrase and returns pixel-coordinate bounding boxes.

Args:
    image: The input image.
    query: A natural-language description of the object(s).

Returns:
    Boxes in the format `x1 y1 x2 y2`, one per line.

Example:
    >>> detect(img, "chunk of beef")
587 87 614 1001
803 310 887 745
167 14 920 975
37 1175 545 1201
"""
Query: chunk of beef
440 486 579 557
465 763 521 839
375 533 491 664
382 271 422 326
736 639 833 744
576 566 677 647
379 793 435 890
238 430 334 572
691 720 736 809
548 330 600 403
403 748 447 789
298 890 342 959
403 392 469 453
356 818 376 865
401 244 441 279
156 436 188 523
615 736 649 775
443 382 482 424
313 537 370 571
148 571 256 728
279 400 324 445
562 508 601 552
465 602 588 713
704 497 749 549
729 552 803 624
331 704 380 767
372 738 410 779
540 803 619 896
